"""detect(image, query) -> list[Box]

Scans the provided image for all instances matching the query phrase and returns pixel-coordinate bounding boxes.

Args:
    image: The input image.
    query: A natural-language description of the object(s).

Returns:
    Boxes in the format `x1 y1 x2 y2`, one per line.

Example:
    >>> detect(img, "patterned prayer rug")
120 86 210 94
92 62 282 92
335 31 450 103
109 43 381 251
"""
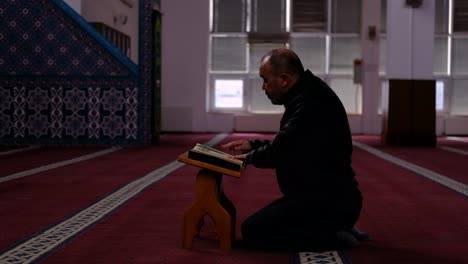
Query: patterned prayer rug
291 251 351 264
290 228 370 264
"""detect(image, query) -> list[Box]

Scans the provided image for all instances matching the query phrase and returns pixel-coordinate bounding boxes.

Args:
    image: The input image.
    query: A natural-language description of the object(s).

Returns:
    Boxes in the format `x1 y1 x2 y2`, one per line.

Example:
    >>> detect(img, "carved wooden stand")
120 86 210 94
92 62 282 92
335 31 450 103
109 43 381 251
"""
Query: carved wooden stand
182 169 236 250
177 152 242 251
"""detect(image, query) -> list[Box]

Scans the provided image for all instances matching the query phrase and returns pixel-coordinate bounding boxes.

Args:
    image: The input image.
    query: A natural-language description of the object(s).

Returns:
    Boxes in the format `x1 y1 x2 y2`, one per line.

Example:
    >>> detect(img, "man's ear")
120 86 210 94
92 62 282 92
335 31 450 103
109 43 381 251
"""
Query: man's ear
279 73 291 89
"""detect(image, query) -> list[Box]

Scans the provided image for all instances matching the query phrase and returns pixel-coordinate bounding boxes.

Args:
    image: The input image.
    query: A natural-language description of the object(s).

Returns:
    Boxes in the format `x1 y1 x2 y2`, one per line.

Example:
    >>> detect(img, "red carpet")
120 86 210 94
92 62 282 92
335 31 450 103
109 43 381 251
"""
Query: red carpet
0 134 216 250
354 135 468 185
0 146 108 177
2 133 467 263
39 133 289 264
351 137 468 264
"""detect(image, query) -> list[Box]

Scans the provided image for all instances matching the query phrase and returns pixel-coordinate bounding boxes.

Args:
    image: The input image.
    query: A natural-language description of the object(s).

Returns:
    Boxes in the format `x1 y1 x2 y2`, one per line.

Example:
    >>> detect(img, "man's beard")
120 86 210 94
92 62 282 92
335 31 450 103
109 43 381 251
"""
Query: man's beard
267 92 283 105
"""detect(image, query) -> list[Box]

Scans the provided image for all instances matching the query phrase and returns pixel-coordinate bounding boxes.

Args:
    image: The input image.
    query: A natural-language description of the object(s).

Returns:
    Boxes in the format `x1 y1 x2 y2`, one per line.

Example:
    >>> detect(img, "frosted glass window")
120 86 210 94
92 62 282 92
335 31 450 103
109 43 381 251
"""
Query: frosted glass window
331 0 361 33
379 80 389 114
249 43 286 73
435 0 449 34
330 36 361 74
251 0 286 33
249 77 284 113
213 0 245 32
214 79 244 108
211 36 247 71
453 0 468 32
290 35 326 73
450 79 468 115
292 0 327 32
452 38 468 75
328 77 362 114
436 81 444 111
434 37 448 74
452 38 468 74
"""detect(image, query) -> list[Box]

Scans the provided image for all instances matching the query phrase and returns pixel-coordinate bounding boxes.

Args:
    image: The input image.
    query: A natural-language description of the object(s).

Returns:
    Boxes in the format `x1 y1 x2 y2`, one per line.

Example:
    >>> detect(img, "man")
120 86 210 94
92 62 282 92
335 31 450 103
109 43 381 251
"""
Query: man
221 48 362 252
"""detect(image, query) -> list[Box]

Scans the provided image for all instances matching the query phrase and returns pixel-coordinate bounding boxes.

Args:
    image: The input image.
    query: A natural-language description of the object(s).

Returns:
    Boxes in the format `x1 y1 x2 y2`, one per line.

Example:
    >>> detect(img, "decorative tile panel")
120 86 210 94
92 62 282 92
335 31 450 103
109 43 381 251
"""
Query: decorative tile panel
0 0 155 145
0 0 134 76
0 78 139 144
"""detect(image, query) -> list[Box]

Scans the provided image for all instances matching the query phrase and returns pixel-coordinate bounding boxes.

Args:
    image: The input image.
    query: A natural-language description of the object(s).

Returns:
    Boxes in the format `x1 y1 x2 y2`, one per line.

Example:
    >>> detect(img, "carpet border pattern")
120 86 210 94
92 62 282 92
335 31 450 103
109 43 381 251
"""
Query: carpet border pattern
292 251 350 264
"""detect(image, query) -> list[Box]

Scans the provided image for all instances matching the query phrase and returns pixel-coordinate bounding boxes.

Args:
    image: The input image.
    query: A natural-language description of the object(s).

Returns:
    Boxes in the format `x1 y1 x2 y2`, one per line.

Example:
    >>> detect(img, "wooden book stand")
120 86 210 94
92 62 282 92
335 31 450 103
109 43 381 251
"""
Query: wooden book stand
177 152 242 251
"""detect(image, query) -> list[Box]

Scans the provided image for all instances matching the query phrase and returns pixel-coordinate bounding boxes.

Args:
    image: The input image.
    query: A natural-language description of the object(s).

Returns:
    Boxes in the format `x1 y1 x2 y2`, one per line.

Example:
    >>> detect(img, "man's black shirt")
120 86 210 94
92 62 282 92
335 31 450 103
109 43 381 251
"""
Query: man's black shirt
246 70 362 204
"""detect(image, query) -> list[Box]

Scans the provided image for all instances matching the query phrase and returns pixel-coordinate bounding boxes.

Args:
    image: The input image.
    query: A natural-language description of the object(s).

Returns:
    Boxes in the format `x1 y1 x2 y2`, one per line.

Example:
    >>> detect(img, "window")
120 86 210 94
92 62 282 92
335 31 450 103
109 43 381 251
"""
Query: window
451 37 468 75
212 0 246 32
251 0 286 33
434 36 449 74
214 79 244 108
291 0 327 32
435 0 450 34
210 35 247 71
448 0 468 115
290 35 326 73
451 79 468 114
436 81 445 111
329 36 360 74
331 0 361 33
453 0 468 33
328 77 362 114
209 0 362 114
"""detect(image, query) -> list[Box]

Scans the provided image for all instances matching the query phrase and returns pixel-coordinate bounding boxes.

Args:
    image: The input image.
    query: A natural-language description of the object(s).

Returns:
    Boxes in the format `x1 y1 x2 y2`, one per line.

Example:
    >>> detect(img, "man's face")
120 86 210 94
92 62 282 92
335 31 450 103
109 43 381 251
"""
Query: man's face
259 61 286 105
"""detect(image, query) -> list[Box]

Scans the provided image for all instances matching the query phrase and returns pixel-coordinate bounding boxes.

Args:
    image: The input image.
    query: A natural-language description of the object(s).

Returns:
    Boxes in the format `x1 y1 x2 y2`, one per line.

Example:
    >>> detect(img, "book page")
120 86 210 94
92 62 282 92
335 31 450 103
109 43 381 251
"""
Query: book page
192 143 243 165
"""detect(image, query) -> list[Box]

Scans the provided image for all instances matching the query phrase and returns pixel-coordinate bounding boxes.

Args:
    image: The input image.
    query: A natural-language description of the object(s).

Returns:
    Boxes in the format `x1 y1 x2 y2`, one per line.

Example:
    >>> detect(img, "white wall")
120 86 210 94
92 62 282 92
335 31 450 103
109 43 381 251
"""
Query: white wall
161 0 234 132
64 0 82 14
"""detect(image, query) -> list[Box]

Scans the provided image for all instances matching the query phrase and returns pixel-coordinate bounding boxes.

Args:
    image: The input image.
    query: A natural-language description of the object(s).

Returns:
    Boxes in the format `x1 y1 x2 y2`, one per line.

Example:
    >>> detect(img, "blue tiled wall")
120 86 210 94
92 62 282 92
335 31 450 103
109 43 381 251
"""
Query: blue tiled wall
0 0 153 145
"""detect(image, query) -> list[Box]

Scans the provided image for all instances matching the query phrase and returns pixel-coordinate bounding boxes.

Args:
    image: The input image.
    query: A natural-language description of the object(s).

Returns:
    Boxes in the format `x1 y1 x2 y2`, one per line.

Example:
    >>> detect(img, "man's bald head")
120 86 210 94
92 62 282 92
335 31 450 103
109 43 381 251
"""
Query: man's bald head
261 48 304 78
259 49 305 105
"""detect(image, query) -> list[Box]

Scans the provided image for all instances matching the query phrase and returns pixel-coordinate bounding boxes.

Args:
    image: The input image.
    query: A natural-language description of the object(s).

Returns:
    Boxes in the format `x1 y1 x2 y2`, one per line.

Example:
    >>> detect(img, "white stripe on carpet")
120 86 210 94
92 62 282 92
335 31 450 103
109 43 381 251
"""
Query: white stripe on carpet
446 136 468 143
439 146 468 156
0 147 121 184
353 141 468 197
0 133 229 264
0 146 40 156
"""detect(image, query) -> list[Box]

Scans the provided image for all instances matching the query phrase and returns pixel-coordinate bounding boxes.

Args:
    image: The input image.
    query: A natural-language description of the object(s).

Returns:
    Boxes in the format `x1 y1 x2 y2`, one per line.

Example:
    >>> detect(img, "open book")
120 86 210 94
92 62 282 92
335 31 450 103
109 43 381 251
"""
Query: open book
187 143 245 172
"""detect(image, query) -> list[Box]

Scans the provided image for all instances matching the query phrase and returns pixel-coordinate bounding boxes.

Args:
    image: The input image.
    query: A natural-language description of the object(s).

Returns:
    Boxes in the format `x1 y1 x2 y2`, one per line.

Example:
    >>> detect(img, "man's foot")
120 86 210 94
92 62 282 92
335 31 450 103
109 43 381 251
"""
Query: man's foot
349 227 371 241
336 230 360 248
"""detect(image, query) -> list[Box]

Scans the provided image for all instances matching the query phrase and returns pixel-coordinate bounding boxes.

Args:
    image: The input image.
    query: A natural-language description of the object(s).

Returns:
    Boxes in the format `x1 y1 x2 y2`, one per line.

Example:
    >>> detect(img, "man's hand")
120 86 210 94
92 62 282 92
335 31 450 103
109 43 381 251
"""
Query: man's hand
220 140 252 154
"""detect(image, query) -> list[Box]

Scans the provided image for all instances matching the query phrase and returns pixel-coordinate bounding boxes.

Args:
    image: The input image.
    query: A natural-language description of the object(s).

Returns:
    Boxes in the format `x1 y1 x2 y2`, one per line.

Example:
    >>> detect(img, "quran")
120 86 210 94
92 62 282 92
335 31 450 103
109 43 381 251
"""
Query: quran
177 143 245 178
187 143 245 172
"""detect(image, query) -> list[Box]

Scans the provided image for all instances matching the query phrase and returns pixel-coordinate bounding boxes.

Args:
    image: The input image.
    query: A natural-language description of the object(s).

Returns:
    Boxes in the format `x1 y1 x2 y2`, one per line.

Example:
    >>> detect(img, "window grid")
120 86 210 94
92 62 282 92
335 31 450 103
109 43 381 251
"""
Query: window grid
209 0 468 116
209 0 361 114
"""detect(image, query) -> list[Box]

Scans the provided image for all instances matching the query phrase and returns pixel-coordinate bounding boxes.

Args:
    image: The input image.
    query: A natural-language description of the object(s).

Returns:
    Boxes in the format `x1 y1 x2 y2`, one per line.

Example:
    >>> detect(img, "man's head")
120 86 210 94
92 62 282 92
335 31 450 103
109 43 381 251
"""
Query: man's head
259 48 304 105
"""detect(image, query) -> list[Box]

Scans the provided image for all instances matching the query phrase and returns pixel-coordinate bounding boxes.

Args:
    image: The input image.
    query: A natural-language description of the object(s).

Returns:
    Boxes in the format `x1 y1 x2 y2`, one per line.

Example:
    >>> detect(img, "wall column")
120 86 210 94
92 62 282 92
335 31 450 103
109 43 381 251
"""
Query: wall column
387 0 435 80
360 0 381 134
383 0 436 146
